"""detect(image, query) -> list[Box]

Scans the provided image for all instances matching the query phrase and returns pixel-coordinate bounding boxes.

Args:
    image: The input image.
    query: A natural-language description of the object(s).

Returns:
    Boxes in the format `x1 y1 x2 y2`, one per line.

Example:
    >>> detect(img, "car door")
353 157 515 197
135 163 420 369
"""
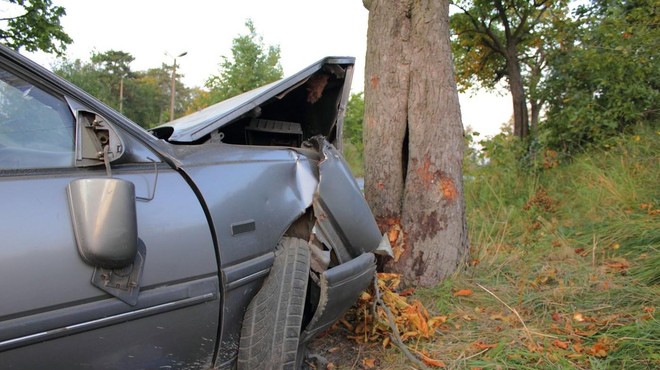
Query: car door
0 60 220 369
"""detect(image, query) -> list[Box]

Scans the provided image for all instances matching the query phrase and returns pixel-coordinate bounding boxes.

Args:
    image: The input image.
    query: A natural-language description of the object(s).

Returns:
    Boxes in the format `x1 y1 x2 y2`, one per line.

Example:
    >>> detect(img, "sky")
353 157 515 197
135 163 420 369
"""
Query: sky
15 0 511 137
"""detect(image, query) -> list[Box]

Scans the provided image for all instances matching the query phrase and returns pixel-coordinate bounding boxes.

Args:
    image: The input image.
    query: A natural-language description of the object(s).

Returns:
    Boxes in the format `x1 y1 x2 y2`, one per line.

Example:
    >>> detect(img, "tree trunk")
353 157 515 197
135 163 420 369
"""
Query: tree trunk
505 48 529 138
363 0 468 287
530 98 541 136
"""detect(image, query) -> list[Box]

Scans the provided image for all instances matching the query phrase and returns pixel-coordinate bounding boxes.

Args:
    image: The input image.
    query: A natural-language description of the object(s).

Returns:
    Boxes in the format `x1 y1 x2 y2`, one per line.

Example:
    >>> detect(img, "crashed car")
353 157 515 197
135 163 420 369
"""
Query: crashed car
0 44 389 369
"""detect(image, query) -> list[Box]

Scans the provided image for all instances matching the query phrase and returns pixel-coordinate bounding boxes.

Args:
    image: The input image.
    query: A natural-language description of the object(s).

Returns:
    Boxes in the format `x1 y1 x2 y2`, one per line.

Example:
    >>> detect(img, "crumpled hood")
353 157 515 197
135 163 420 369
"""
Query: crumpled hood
151 57 355 144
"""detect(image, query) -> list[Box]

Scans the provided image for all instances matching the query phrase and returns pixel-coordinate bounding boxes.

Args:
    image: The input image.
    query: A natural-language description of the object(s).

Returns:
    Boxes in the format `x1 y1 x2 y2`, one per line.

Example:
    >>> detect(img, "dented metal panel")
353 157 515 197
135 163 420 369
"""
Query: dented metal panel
301 252 377 344
308 137 383 262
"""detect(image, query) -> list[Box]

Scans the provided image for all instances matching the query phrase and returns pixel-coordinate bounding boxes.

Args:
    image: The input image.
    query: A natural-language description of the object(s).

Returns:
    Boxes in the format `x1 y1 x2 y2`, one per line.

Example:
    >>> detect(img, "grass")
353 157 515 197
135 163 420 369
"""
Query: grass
418 127 660 369
314 127 659 369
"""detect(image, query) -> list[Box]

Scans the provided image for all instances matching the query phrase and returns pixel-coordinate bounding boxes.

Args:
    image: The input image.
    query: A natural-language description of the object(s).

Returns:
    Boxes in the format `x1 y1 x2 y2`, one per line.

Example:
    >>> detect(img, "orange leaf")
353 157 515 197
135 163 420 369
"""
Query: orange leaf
400 288 415 296
454 289 473 297
401 331 419 341
388 227 400 244
415 350 446 368
340 318 354 331
552 340 570 349
362 357 376 369
428 315 448 328
588 340 610 357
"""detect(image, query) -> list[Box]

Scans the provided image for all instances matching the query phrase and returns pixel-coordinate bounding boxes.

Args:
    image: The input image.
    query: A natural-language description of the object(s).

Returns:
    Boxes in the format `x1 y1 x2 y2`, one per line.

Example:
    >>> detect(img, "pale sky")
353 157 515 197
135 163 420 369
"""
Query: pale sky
17 0 511 137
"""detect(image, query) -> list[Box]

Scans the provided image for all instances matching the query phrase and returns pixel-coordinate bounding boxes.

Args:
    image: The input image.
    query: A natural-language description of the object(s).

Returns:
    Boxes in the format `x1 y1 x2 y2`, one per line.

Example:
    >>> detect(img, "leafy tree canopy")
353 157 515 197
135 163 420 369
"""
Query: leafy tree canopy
54 50 191 128
344 92 364 152
450 0 568 92
541 0 659 153
204 19 283 104
450 0 571 137
0 0 72 56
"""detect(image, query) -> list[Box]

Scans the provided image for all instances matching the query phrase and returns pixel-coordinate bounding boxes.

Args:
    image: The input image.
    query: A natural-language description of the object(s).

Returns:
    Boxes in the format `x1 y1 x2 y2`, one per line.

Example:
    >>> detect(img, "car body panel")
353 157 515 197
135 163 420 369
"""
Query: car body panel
0 299 217 369
0 166 220 365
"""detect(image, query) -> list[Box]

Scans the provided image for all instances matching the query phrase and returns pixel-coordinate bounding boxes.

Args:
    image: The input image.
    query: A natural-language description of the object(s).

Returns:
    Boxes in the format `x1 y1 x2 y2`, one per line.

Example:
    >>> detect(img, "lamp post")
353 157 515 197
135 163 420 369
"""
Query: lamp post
169 51 187 121
119 74 127 114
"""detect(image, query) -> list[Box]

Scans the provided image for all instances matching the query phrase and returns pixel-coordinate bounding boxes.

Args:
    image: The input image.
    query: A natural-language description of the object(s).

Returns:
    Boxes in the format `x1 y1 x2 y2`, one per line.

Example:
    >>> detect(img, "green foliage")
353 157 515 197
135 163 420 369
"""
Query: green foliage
53 58 107 101
343 92 365 176
541 0 660 154
450 0 571 137
0 0 72 56
53 51 191 128
450 0 569 93
204 19 283 104
123 67 172 128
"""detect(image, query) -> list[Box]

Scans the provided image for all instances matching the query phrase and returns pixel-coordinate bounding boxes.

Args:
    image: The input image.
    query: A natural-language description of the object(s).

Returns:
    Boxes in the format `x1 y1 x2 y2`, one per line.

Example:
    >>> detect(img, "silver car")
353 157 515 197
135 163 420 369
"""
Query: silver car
0 45 386 369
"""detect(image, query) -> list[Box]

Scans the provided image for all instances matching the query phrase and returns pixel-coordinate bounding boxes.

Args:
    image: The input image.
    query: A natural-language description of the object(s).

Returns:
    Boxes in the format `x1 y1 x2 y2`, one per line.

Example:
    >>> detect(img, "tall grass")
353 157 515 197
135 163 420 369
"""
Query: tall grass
418 127 660 369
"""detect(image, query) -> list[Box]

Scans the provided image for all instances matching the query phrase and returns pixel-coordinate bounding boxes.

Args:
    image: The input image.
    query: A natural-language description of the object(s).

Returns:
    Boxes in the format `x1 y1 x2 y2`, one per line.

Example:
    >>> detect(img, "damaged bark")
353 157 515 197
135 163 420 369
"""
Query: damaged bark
363 0 468 287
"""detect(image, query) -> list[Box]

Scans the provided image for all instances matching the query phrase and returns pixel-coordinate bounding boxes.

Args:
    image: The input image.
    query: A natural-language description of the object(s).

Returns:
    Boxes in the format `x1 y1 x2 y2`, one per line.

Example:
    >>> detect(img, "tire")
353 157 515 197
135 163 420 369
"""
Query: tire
238 237 310 370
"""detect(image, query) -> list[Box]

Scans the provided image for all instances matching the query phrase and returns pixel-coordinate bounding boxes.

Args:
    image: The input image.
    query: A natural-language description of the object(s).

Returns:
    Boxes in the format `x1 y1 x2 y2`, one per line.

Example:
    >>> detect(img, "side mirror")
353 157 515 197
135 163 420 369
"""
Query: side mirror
67 178 138 269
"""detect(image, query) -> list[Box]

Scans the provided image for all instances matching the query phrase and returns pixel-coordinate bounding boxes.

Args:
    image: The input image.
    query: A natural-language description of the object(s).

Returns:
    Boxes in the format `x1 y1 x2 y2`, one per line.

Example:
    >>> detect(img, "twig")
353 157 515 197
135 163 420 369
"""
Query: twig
450 348 490 370
526 330 559 339
476 283 536 346
616 337 660 343
349 344 362 370
461 348 490 362
372 275 431 370
592 234 597 268
581 305 613 313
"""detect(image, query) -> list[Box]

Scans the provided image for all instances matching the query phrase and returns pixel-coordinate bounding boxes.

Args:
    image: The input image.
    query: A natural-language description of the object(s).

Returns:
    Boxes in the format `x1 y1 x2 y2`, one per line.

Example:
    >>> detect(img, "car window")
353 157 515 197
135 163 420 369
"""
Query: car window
0 67 75 170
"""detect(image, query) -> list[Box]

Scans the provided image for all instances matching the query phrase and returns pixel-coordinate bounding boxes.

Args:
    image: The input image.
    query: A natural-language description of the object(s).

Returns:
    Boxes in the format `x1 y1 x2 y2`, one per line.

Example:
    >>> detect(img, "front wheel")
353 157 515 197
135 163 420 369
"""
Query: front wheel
238 237 310 370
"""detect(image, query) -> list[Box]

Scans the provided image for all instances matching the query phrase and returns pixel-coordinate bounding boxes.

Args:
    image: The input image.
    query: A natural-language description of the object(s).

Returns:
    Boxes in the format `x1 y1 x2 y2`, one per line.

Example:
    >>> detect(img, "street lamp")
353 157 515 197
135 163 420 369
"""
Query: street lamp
119 74 127 114
169 51 187 121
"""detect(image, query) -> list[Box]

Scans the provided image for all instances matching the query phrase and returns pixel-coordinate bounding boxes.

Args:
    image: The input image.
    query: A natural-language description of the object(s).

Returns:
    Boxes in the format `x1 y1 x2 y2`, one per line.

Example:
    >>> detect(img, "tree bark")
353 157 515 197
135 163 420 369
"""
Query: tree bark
363 0 468 287
505 47 529 138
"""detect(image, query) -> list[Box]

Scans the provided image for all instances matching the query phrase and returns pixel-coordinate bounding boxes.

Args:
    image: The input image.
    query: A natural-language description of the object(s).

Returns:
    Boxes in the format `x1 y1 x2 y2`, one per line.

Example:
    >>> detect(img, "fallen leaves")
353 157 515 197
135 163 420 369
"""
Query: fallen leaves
382 219 406 263
640 202 660 216
343 273 448 367
415 349 447 368
472 340 498 350
361 357 376 368
603 258 630 272
587 338 611 358
453 289 474 297
552 339 570 349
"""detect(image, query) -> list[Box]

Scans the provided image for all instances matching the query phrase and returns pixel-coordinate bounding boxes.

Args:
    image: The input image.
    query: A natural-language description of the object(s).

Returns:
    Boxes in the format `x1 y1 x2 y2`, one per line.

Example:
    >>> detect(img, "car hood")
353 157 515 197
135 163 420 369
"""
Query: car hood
151 57 355 144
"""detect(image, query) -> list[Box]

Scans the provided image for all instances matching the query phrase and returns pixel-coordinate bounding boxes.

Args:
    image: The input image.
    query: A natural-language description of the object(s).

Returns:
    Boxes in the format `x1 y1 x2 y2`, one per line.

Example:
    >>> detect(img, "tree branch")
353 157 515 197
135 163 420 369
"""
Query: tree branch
493 0 511 37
